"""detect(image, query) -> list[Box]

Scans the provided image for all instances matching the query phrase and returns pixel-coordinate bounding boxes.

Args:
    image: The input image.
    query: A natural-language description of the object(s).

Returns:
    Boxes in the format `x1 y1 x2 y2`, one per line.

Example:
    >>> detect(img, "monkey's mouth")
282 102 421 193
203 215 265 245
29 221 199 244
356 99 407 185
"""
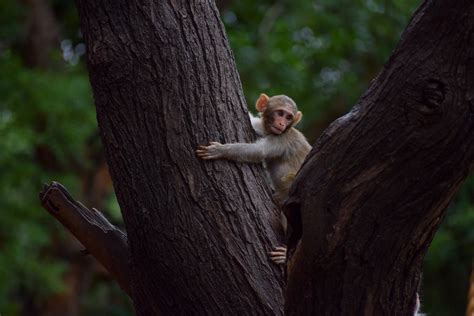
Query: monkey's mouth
271 126 285 135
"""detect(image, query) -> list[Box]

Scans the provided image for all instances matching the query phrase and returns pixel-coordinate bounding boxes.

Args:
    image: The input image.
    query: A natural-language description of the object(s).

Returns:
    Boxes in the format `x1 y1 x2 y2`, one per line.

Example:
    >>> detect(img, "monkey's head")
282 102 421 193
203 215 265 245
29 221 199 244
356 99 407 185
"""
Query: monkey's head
256 93 302 135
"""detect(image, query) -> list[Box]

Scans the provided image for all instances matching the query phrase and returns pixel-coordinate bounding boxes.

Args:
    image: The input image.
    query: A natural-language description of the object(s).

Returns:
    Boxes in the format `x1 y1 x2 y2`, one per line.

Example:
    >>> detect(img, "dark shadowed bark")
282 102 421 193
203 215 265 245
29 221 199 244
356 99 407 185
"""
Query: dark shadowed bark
74 1 284 315
285 1 474 315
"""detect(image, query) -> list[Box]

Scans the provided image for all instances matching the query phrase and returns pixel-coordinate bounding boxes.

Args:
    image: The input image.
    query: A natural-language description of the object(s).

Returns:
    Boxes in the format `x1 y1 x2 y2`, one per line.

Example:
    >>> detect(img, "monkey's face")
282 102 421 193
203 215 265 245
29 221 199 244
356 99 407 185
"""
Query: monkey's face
265 107 295 135
257 94 302 135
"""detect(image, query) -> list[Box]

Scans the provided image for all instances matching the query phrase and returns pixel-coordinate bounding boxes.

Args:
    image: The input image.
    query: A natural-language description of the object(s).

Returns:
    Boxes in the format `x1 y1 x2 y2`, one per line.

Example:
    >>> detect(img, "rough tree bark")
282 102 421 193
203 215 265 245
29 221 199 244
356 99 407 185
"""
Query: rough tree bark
285 1 474 315
43 0 474 315
74 0 284 315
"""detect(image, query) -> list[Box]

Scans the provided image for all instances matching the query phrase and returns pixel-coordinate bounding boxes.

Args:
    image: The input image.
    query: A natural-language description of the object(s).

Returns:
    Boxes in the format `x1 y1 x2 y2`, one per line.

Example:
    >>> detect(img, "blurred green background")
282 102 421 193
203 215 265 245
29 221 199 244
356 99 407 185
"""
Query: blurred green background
0 0 472 315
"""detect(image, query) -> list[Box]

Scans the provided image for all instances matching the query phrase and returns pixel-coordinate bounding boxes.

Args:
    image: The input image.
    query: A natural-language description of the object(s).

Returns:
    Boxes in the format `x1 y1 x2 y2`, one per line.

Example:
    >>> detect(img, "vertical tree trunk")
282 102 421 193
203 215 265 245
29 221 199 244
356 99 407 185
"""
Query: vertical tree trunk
74 1 284 314
285 1 474 315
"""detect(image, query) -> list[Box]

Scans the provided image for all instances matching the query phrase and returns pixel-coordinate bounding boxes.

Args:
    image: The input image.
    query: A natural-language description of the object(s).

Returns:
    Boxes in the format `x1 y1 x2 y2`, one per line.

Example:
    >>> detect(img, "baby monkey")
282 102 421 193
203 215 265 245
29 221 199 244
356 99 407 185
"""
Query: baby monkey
196 93 312 264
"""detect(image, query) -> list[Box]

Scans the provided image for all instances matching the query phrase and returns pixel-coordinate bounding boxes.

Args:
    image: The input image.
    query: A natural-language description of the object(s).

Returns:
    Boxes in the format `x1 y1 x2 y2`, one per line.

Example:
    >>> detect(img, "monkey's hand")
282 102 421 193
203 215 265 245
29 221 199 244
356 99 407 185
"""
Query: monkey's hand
269 246 287 265
196 142 225 160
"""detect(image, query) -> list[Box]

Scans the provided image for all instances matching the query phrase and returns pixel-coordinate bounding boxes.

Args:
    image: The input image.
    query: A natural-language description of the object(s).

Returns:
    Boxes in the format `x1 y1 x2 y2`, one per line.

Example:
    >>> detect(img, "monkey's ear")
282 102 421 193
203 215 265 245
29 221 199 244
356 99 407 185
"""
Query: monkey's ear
256 93 270 112
293 111 303 126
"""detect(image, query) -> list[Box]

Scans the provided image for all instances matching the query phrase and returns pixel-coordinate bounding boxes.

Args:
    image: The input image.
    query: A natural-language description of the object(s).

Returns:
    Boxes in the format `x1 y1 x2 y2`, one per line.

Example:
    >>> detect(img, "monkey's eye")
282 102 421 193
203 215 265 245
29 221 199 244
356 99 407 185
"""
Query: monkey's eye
276 110 284 117
286 114 293 121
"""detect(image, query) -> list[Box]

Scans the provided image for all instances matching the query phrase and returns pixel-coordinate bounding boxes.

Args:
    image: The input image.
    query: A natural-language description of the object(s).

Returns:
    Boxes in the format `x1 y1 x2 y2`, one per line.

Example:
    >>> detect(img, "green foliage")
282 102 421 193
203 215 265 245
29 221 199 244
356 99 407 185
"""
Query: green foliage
0 50 96 312
0 52 95 166
0 1 25 43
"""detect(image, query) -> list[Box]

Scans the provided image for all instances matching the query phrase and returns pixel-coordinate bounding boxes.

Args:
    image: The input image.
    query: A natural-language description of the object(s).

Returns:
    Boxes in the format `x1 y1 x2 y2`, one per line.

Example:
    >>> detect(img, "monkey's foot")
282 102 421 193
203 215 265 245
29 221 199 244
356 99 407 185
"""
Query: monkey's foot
269 246 287 265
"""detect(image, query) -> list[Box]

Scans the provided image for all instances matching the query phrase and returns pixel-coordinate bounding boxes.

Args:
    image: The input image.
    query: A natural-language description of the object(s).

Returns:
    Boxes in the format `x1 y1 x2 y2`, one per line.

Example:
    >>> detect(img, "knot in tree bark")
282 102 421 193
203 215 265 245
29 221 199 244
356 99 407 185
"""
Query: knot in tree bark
421 78 446 113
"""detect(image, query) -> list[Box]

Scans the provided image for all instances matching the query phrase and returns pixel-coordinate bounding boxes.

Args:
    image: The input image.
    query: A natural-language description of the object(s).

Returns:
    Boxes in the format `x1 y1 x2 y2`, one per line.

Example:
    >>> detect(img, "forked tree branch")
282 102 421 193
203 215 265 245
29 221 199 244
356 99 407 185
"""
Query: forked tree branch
39 182 131 296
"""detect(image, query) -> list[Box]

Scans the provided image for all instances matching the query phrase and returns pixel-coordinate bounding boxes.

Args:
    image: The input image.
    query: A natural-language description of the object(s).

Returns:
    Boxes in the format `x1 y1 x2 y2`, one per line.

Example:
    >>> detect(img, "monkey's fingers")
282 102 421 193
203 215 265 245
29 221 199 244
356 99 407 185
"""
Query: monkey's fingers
269 253 287 265
196 150 209 158
196 151 221 160
272 258 286 265
197 145 211 150
269 249 287 257
269 250 286 257
269 245 287 265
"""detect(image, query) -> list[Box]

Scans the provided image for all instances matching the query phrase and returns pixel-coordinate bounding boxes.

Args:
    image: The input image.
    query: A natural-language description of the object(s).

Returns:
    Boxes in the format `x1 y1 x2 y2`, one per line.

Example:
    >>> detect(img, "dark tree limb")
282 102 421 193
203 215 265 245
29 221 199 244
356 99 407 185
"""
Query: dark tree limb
40 182 131 296
285 1 474 315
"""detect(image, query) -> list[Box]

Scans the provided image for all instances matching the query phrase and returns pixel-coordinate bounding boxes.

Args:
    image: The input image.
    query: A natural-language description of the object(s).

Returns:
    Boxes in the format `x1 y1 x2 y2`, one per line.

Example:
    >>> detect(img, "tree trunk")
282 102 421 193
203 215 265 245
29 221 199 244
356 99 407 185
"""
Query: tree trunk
285 1 474 315
74 1 284 315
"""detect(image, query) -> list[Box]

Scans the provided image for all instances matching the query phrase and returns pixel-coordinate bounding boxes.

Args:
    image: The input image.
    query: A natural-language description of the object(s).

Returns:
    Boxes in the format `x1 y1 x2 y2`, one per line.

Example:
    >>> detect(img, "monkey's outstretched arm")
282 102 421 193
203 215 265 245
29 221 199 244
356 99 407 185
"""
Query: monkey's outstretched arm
196 139 282 163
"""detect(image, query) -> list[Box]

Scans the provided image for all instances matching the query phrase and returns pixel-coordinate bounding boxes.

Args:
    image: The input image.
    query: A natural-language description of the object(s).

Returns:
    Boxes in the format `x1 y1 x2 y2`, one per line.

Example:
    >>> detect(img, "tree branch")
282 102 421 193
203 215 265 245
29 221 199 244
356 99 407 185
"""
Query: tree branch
39 182 131 296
